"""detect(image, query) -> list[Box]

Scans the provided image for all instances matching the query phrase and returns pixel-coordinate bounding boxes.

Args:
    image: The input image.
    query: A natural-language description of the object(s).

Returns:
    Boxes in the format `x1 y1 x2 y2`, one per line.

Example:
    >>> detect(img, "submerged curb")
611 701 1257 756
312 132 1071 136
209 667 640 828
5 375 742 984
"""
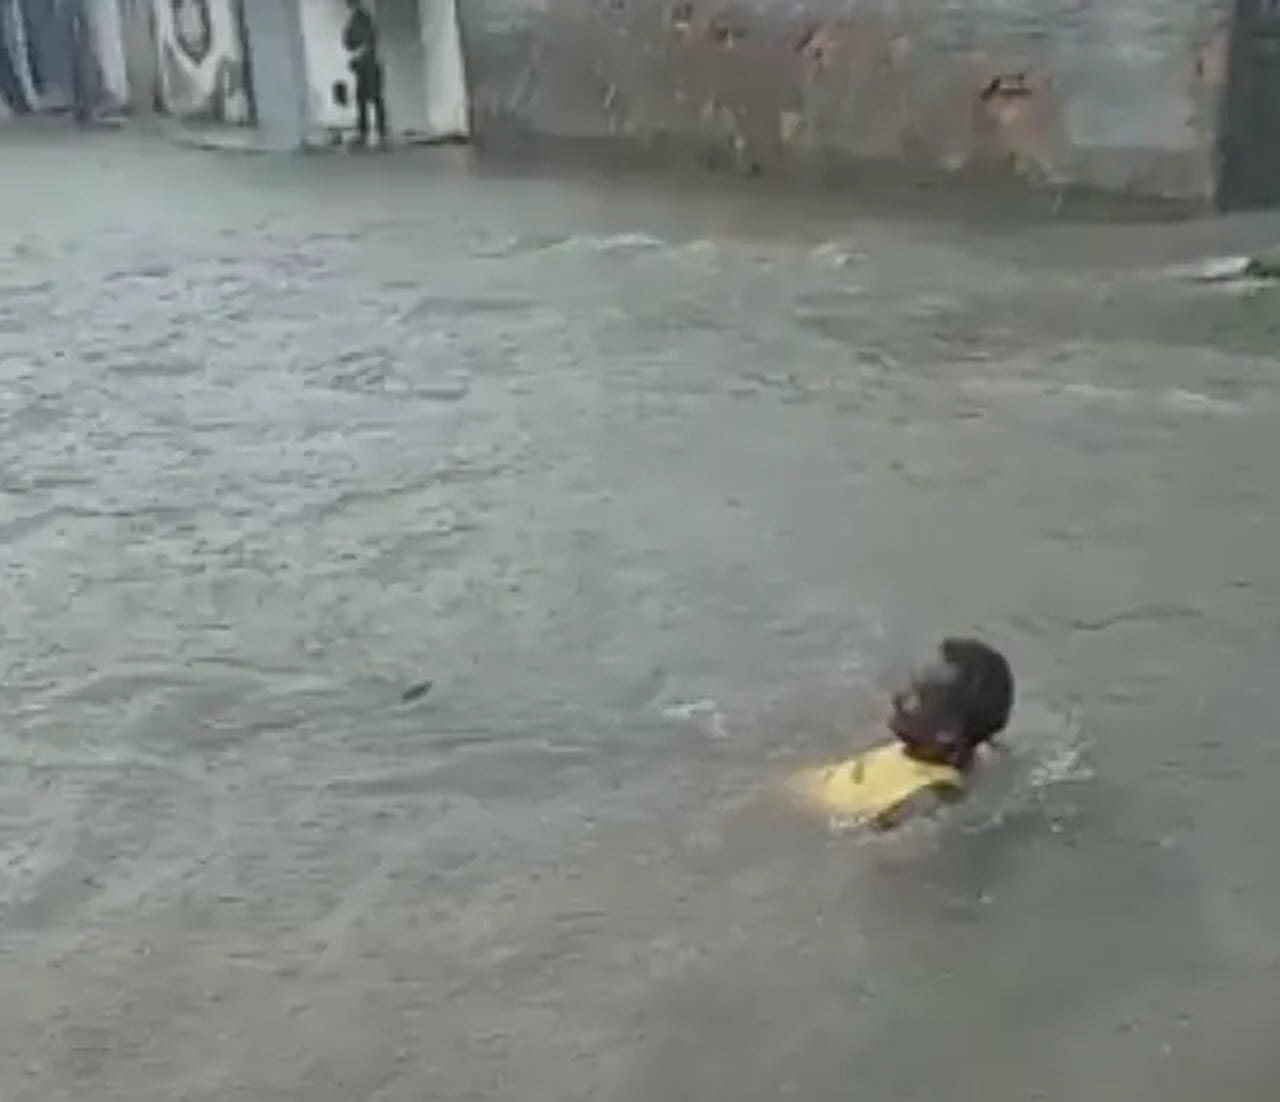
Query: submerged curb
167 126 277 155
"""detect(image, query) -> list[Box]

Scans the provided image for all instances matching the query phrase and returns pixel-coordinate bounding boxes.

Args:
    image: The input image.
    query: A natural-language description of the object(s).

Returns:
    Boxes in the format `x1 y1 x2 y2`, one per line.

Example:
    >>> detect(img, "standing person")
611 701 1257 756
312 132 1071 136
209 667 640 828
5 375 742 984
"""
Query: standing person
342 0 387 148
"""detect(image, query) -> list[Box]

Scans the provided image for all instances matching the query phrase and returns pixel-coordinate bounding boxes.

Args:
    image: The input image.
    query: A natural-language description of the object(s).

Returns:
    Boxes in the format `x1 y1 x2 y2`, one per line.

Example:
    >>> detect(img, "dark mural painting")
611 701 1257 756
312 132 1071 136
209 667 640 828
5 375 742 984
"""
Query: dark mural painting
172 0 211 65
156 0 250 122
0 0 105 116
0 0 33 112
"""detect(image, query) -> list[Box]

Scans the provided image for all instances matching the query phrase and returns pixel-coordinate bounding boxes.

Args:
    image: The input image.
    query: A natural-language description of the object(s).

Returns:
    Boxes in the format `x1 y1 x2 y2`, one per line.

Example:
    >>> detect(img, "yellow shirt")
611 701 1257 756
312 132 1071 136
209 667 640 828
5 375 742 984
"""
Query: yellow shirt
788 742 963 826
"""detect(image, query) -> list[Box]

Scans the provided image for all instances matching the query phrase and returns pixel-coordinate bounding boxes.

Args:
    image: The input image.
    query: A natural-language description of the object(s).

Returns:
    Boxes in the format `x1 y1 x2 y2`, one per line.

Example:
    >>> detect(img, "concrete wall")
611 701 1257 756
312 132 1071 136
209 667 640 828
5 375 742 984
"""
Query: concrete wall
0 0 129 117
153 0 250 121
118 0 160 112
89 0 129 106
241 0 309 146
458 0 1234 201
380 0 432 134
422 0 468 137
298 0 349 130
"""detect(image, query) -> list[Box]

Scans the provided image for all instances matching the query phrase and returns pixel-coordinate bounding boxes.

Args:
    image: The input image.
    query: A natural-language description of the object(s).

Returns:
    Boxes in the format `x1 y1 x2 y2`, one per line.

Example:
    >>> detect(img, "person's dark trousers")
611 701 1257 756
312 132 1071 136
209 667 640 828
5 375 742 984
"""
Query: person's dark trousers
353 61 387 144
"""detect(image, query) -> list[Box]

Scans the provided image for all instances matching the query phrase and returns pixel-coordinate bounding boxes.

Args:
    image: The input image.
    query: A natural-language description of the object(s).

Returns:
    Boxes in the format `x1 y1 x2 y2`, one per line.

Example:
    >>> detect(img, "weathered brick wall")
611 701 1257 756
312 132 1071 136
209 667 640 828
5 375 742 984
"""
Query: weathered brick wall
458 0 1235 201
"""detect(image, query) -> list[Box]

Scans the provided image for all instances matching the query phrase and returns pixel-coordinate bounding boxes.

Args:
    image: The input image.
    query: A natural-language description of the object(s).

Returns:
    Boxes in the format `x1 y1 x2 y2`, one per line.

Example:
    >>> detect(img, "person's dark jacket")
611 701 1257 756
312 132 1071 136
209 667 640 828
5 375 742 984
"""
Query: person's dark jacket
342 8 380 76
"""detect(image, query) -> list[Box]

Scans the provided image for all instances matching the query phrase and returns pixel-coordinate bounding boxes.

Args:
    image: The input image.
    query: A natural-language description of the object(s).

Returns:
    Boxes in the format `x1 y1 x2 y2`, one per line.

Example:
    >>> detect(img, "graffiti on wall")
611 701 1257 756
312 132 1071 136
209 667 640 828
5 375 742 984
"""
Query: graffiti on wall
0 0 123 117
154 0 250 121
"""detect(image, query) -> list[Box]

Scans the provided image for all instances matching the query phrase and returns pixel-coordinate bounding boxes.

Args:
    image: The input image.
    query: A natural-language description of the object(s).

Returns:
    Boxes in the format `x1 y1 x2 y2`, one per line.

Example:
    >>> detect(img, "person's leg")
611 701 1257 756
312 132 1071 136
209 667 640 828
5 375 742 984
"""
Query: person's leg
354 70 371 144
373 64 388 143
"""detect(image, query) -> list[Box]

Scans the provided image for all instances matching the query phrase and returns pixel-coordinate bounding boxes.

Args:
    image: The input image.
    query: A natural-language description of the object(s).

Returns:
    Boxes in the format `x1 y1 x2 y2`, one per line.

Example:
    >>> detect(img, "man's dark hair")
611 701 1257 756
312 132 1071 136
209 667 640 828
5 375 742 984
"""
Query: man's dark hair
939 637 1014 746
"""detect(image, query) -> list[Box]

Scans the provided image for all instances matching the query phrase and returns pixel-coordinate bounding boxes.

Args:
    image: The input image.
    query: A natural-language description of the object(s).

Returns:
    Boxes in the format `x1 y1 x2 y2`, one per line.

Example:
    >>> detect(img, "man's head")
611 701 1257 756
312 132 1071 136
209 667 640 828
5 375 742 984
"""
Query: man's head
346 0 362 10
888 637 1014 766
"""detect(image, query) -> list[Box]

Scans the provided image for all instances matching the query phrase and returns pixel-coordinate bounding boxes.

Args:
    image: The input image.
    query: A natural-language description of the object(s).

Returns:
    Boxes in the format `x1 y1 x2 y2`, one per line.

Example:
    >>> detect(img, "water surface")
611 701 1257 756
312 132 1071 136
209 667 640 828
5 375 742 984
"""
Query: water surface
2 129 1279 1101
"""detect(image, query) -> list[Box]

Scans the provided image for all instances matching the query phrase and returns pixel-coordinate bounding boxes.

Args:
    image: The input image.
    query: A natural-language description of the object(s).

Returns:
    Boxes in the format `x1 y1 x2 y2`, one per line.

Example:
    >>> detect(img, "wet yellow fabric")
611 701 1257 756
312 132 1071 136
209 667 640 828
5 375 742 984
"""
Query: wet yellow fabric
788 742 962 822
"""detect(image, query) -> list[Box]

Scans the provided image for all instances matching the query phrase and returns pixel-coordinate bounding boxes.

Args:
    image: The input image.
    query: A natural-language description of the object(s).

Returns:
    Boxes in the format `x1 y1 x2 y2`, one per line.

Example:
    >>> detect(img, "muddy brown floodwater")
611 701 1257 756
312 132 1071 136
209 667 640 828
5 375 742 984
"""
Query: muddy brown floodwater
3 128 1280 1101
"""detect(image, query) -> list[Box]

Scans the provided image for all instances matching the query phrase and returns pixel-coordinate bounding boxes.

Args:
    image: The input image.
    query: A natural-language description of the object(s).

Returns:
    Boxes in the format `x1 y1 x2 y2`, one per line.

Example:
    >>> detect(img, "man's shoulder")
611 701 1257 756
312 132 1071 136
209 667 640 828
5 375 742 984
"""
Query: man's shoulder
872 780 963 831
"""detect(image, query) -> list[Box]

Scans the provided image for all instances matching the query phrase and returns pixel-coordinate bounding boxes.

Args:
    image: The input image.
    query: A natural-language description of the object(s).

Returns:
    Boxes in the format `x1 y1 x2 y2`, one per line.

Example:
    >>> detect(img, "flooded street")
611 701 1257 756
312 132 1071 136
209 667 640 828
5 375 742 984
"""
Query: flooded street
3 129 1280 1100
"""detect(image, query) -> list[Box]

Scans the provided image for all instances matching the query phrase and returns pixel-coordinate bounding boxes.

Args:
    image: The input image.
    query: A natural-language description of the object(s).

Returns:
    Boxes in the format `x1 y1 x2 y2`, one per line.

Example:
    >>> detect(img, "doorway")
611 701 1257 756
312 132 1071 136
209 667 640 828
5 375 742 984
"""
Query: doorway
299 0 467 142
1219 0 1280 208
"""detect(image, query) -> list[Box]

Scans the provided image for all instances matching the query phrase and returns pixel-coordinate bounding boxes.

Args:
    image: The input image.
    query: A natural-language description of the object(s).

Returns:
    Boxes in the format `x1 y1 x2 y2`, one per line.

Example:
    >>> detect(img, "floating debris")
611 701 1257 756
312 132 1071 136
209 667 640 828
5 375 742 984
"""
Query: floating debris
661 698 730 740
401 680 434 703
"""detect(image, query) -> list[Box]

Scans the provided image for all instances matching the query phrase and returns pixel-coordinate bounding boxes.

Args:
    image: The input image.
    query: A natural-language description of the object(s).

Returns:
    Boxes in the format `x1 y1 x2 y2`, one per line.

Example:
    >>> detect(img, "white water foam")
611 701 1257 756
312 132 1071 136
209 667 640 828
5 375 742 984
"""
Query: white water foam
808 241 863 269
961 375 1258 418
546 232 667 256
661 698 731 741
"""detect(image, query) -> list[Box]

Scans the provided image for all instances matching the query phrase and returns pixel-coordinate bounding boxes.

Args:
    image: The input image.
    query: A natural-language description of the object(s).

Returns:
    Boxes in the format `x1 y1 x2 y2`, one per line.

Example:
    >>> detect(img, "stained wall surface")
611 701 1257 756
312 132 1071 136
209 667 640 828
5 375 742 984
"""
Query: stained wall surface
458 0 1234 201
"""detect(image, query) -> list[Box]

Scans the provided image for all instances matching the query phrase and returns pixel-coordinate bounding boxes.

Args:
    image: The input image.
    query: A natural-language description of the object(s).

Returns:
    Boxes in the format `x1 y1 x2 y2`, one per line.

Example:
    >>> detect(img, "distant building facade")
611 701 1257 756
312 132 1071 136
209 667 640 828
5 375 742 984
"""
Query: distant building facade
456 0 1280 210
9 0 1280 210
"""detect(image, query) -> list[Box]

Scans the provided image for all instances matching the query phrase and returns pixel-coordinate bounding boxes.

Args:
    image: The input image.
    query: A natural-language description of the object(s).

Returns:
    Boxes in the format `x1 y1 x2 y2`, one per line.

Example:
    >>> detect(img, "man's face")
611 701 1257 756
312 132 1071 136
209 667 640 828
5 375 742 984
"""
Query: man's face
888 654 959 758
